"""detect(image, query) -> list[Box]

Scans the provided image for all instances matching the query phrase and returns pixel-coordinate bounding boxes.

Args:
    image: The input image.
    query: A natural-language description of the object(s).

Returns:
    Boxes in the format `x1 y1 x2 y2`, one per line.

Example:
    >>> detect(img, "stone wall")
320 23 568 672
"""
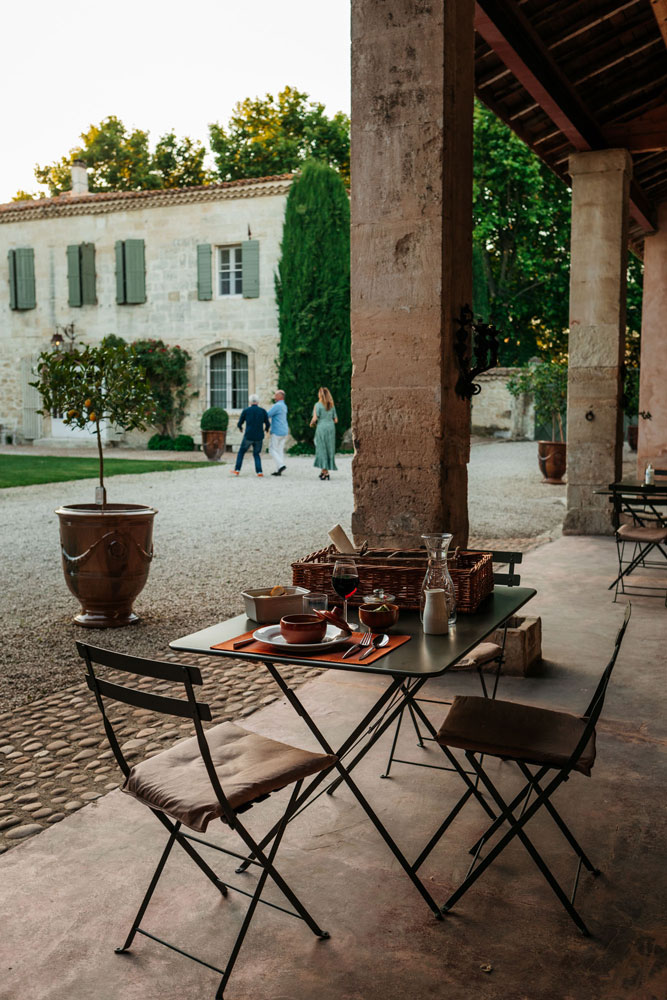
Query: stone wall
471 368 534 439
0 180 290 448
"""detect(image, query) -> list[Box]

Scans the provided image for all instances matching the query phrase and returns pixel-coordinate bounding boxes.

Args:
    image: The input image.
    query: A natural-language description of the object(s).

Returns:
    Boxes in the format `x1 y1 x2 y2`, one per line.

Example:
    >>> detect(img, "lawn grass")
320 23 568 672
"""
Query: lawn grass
0 454 213 488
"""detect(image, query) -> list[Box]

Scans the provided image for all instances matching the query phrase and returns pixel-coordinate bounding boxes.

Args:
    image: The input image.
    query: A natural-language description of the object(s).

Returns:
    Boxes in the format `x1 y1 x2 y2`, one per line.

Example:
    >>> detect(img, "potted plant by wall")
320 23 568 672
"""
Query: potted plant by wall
32 340 157 628
623 366 640 452
508 360 568 484
200 406 229 461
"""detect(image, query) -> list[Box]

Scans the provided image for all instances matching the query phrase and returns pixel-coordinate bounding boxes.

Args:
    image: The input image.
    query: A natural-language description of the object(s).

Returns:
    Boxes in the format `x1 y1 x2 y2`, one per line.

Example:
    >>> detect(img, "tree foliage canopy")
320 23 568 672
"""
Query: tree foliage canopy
276 160 351 446
209 87 350 184
32 116 209 197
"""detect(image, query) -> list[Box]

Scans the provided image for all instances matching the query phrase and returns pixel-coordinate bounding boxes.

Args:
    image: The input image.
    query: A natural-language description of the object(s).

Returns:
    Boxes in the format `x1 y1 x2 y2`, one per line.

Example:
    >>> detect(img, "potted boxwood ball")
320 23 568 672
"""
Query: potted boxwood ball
32 339 158 628
508 361 568 484
200 406 229 461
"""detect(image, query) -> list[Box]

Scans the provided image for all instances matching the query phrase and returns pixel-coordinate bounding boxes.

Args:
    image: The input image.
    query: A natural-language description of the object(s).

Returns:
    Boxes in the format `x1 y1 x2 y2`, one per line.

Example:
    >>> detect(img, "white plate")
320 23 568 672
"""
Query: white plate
252 623 351 655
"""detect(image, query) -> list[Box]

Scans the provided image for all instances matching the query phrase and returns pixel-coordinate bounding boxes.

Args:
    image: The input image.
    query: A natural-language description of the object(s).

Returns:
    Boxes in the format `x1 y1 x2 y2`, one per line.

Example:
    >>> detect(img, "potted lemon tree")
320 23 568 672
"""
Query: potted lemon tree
33 340 158 628
508 361 568 484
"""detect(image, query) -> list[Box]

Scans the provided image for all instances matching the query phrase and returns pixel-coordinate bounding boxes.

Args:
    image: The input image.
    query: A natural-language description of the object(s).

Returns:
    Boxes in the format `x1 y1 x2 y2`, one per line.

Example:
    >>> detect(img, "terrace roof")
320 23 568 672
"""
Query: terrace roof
474 0 667 251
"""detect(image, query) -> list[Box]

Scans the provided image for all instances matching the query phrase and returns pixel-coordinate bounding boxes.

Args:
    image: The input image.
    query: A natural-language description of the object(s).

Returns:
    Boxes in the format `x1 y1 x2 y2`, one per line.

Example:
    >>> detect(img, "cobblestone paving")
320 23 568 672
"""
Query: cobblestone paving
0 652 319 855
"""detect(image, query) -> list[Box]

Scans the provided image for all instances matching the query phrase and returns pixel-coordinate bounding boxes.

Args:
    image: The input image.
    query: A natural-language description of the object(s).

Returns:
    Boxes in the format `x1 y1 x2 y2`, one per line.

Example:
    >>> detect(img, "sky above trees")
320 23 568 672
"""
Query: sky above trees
0 0 351 202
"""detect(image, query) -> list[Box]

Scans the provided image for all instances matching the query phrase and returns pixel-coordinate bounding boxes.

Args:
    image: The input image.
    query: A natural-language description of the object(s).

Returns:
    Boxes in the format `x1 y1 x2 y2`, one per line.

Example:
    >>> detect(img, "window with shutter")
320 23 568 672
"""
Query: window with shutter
80 243 97 304
67 245 82 307
241 239 260 298
124 239 146 304
115 240 145 305
197 244 212 300
216 245 243 296
8 251 17 310
8 248 36 310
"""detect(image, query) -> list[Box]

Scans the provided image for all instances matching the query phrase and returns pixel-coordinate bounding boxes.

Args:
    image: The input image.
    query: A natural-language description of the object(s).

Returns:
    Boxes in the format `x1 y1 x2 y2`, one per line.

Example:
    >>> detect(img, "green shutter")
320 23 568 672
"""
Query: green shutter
124 239 146 304
67 245 82 307
8 250 17 310
115 241 126 304
241 239 260 298
197 244 212 300
15 248 36 309
80 243 97 304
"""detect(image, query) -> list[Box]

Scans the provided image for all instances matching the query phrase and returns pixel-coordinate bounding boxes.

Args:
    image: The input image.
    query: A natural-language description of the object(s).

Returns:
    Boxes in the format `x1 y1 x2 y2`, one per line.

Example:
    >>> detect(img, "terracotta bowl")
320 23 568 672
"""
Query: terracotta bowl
280 614 327 644
358 603 400 630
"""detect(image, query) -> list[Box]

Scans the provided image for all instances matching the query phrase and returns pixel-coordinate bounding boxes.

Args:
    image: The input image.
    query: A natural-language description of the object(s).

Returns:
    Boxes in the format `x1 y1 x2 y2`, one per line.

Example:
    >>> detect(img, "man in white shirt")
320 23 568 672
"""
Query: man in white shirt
267 390 289 476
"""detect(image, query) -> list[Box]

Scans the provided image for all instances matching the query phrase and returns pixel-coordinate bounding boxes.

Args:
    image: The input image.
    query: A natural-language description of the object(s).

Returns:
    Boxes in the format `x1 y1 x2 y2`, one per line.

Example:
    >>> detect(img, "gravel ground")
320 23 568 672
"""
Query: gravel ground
0 440 568 714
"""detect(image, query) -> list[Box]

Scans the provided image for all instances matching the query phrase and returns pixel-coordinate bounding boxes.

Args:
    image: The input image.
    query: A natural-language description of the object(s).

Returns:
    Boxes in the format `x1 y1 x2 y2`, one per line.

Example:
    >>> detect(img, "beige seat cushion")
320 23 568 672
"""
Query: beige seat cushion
436 696 596 776
617 523 667 543
123 721 336 833
450 642 502 671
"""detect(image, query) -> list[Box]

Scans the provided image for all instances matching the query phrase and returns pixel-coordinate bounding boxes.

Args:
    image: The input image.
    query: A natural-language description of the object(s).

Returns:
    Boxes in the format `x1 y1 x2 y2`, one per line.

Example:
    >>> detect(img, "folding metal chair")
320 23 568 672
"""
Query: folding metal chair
78 642 335 999
381 551 523 778
413 604 632 937
609 494 667 605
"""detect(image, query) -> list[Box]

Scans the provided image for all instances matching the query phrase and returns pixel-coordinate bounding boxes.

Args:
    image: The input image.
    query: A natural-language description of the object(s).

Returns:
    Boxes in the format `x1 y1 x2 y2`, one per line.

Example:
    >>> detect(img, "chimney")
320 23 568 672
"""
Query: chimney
70 159 89 195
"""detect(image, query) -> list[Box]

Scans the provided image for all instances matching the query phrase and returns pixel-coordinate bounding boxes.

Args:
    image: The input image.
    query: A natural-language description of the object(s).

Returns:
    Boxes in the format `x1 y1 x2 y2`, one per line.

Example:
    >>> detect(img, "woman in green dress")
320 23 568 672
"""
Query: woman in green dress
310 386 338 480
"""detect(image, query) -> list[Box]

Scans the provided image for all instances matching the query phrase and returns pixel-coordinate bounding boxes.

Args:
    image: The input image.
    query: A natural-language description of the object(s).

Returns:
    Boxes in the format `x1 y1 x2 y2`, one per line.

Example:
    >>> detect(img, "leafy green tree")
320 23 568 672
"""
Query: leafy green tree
34 116 208 196
152 132 209 188
276 160 351 446
209 86 350 185
473 101 571 364
507 361 568 442
103 335 193 437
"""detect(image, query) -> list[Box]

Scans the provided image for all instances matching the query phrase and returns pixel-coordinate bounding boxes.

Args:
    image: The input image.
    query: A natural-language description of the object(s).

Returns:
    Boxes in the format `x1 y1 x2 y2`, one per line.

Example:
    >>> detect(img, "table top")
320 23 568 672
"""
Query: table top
604 480 667 496
170 586 536 679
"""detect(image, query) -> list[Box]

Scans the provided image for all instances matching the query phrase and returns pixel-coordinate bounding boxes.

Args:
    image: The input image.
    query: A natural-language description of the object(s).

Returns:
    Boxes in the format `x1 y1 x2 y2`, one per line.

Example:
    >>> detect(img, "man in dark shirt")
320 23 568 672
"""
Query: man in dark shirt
232 395 270 476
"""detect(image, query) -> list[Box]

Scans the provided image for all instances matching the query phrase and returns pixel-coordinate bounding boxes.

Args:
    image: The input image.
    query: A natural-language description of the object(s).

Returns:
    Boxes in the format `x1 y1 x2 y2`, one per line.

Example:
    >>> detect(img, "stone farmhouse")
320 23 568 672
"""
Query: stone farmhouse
0 164 292 449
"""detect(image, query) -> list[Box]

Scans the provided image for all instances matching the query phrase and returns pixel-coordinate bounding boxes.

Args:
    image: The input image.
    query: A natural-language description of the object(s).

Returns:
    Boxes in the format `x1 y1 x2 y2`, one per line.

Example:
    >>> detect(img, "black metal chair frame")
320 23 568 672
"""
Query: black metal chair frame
412 604 632 937
78 642 330 1000
608 493 667 605
380 551 523 779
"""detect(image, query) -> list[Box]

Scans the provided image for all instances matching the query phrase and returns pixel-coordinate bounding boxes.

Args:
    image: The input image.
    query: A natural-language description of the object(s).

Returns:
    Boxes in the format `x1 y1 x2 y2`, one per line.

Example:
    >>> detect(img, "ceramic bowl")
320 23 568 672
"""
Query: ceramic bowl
357 603 400 630
280 614 328 644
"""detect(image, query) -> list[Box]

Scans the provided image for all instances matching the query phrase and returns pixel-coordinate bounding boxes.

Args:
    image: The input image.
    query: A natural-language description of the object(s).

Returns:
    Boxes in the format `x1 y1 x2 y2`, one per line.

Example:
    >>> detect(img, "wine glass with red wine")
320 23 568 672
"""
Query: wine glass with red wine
332 558 359 625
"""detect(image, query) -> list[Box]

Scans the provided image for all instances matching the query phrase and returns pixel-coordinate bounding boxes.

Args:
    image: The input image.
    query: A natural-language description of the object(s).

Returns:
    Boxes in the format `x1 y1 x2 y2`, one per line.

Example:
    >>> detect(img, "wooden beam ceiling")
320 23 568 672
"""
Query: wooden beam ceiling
475 0 658 233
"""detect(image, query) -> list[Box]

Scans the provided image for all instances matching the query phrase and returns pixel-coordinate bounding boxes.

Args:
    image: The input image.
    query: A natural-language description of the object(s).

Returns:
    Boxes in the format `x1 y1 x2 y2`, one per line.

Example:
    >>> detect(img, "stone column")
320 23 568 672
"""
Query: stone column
637 201 667 473
350 0 474 548
564 149 632 535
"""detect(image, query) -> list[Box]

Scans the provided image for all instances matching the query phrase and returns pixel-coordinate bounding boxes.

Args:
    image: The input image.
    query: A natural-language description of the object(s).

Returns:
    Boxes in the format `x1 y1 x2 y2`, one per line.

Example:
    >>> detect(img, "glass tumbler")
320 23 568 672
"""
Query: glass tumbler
303 592 328 614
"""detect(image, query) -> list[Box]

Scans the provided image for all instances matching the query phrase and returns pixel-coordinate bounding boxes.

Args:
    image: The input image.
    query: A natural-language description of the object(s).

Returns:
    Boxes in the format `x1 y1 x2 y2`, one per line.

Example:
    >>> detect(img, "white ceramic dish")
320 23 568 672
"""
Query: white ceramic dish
242 587 310 624
252 623 351 655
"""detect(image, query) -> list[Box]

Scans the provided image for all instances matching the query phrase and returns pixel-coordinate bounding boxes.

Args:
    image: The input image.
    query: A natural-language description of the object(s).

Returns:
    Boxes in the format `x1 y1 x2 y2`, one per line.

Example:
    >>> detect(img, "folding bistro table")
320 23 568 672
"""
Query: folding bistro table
170 586 536 917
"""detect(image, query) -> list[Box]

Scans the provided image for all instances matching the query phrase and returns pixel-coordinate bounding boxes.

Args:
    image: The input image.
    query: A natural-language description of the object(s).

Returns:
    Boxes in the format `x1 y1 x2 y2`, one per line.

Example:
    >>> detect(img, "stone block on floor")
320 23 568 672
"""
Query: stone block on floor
489 614 542 675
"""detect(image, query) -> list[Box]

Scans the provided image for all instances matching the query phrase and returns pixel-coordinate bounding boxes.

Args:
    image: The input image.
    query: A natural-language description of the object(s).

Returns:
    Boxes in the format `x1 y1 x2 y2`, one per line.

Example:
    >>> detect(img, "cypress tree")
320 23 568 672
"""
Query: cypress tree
276 160 351 448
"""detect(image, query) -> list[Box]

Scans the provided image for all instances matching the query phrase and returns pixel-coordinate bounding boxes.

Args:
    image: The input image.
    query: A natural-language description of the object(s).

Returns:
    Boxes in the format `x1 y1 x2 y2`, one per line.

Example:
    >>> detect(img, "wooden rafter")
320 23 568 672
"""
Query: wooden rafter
604 104 667 151
650 0 667 47
474 0 657 232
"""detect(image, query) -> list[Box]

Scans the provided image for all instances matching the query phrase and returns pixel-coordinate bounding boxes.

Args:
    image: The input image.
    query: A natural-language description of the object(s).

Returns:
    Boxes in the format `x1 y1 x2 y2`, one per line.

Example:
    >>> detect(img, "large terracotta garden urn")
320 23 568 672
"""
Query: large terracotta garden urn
56 503 157 627
537 441 567 485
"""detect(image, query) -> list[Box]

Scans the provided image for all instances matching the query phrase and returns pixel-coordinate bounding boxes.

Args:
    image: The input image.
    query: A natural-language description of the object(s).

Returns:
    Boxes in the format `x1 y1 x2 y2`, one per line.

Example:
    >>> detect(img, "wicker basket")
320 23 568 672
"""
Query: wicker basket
292 545 493 613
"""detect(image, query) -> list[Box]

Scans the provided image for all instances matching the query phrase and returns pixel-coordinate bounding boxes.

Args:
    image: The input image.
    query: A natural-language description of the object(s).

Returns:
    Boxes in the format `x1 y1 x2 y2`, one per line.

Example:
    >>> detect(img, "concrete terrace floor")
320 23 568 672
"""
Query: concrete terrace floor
0 534 665 1000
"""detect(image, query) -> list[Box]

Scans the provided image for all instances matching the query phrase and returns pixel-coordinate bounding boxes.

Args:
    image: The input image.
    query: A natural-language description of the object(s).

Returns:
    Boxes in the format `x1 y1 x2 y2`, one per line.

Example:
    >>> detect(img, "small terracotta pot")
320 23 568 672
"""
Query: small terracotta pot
55 503 157 628
280 614 327 644
202 430 226 461
358 603 400 630
537 441 567 484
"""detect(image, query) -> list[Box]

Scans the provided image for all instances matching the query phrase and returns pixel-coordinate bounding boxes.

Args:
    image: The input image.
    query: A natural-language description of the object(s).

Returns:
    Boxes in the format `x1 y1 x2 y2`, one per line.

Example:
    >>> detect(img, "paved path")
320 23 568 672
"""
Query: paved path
0 438 612 853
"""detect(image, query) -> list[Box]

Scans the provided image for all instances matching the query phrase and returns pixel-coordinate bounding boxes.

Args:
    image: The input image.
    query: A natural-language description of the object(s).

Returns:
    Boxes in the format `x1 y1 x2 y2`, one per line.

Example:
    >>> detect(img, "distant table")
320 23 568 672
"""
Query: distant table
596 481 667 528
171 586 536 918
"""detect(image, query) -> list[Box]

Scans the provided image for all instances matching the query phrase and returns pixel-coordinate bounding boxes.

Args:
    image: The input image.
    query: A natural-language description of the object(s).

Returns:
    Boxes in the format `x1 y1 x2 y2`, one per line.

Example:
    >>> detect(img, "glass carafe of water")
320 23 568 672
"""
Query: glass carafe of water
420 533 457 627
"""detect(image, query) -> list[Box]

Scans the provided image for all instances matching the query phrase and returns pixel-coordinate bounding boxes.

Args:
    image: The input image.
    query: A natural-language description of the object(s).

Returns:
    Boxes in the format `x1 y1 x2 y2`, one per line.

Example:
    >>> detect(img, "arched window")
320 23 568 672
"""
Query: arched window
208 350 249 410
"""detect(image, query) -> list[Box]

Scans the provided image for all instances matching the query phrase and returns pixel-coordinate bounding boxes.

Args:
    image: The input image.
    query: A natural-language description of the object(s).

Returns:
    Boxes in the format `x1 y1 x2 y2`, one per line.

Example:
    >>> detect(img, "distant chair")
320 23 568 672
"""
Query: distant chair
415 604 632 937
78 642 335 999
380 551 523 779
609 493 667 605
